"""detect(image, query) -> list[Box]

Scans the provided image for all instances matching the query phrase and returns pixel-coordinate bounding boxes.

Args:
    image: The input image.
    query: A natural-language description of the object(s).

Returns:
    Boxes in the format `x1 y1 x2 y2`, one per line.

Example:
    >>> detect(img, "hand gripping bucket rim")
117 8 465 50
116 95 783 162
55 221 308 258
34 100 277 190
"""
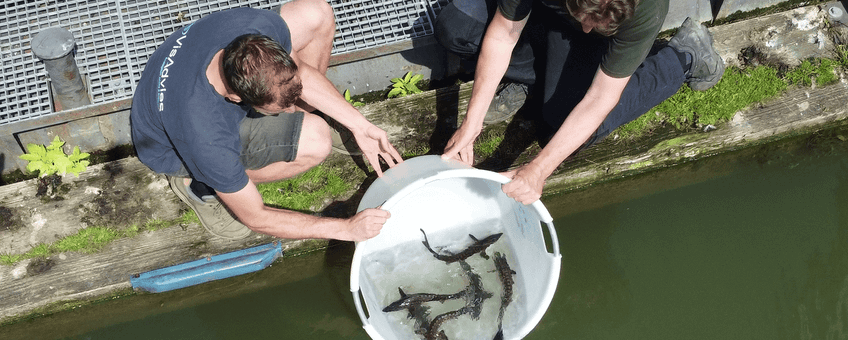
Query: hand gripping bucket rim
350 156 561 340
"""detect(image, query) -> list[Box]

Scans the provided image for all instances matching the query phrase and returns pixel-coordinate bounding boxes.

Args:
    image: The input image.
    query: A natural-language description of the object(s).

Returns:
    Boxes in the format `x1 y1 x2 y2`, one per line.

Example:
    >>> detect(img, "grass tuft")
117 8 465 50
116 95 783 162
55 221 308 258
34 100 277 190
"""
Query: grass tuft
257 165 352 210
0 253 24 266
53 227 120 254
0 220 181 266
474 130 505 157
835 44 848 68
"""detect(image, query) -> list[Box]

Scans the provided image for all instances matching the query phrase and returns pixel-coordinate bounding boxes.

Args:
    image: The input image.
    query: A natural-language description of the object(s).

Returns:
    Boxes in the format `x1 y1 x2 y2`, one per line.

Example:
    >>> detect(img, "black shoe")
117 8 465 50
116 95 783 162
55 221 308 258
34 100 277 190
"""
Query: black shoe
668 17 725 91
485 82 531 124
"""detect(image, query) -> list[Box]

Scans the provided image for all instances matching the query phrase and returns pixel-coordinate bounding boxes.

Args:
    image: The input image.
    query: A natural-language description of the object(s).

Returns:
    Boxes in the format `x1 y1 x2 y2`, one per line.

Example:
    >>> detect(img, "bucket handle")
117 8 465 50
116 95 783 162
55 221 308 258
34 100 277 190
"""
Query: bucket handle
352 290 385 340
434 169 560 257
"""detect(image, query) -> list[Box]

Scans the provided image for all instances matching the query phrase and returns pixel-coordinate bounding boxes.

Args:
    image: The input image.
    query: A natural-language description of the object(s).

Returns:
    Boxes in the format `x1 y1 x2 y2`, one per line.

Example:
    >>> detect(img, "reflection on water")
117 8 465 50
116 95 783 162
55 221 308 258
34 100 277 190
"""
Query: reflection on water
2 126 848 340
539 127 848 340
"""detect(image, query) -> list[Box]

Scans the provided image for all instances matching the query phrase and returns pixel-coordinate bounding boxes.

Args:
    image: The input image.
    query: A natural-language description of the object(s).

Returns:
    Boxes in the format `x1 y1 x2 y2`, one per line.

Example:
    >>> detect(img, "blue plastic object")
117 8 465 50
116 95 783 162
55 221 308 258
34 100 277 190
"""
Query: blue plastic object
130 242 283 293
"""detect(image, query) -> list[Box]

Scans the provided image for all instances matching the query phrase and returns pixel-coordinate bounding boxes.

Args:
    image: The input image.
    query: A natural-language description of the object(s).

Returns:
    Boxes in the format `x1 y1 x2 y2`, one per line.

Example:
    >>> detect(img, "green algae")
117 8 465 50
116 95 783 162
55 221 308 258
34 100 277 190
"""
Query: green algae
649 135 708 153
628 160 655 170
0 287 137 328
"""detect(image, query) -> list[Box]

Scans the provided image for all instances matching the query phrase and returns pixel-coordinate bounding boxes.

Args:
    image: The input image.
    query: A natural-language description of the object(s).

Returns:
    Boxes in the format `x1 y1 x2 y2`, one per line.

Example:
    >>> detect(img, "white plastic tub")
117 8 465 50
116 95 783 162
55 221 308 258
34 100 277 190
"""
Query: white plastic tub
350 155 561 340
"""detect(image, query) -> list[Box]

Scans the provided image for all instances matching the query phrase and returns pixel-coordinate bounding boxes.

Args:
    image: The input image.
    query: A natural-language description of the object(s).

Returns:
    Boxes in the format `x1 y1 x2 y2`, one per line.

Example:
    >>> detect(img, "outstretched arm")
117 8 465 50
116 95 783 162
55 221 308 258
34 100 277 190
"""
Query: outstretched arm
217 180 390 241
295 62 403 176
442 10 528 165
280 0 403 176
501 69 631 204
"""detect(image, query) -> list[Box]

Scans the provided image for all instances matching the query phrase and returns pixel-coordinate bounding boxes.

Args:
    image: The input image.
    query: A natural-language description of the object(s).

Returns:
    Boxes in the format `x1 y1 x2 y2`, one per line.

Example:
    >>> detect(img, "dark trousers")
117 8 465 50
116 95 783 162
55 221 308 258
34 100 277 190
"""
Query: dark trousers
434 0 686 144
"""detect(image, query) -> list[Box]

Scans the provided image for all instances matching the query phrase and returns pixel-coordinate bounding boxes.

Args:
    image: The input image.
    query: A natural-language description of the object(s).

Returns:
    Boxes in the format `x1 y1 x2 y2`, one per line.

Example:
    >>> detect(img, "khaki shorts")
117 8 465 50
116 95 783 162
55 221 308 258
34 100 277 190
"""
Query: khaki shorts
238 109 304 170
167 110 304 178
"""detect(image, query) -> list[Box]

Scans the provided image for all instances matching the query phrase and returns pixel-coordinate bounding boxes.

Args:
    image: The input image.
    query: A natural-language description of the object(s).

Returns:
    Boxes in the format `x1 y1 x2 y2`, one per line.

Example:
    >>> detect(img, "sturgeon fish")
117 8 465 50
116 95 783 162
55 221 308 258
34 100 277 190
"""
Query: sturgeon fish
492 252 516 340
425 306 473 340
383 287 467 336
382 287 466 313
459 260 493 320
420 229 503 264
408 303 432 336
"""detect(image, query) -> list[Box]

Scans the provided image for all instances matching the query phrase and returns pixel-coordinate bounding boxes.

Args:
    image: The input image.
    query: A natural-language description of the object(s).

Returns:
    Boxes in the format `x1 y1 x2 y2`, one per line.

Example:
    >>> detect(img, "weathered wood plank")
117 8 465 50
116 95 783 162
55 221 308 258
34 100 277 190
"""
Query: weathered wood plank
0 220 316 321
0 157 183 256
545 83 848 194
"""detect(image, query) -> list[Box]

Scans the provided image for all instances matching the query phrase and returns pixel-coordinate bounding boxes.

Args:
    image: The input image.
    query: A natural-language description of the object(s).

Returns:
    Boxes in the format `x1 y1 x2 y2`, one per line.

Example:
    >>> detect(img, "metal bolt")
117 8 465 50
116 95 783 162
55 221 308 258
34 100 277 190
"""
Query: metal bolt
829 6 845 24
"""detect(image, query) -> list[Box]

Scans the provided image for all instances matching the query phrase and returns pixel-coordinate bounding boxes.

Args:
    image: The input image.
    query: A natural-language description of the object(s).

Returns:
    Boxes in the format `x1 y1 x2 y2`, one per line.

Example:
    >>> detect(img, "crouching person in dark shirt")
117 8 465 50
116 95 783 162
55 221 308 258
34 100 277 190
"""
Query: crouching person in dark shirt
435 0 724 204
131 0 402 241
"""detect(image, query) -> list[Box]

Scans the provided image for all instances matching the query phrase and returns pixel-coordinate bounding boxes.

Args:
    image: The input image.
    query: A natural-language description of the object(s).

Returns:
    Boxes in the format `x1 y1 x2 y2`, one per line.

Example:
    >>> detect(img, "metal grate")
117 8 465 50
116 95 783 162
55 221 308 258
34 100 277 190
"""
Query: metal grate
0 0 445 126
332 0 432 53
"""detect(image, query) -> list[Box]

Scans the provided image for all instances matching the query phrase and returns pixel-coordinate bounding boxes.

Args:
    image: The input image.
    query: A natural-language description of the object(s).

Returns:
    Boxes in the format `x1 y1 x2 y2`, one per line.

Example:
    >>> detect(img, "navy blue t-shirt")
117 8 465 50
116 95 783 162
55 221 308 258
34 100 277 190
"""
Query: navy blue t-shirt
131 8 292 193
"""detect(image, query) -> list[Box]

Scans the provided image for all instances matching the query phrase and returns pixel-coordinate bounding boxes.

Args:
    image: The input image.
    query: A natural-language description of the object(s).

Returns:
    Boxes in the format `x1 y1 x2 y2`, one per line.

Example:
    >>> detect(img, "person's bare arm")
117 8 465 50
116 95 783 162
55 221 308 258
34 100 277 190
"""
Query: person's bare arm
502 69 631 204
291 55 403 176
442 11 528 164
217 180 389 241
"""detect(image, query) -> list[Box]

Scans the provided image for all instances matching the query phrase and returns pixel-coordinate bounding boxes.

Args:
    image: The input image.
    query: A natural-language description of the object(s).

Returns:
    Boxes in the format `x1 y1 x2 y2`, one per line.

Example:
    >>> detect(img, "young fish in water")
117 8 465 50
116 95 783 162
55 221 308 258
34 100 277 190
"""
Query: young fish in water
382 287 466 313
459 260 493 320
420 229 503 264
425 306 473 340
408 303 432 336
492 252 516 340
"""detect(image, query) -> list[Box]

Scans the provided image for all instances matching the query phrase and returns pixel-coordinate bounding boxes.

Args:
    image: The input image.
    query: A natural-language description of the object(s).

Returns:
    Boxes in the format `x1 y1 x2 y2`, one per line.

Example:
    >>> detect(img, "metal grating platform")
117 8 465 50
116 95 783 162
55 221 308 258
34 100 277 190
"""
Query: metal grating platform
0 0 447 126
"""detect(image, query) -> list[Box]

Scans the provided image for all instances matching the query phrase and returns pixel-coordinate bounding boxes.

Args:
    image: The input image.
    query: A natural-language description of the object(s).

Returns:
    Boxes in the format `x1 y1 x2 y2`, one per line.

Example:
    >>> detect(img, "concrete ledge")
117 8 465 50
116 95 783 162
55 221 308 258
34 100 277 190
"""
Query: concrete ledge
545 84 848 195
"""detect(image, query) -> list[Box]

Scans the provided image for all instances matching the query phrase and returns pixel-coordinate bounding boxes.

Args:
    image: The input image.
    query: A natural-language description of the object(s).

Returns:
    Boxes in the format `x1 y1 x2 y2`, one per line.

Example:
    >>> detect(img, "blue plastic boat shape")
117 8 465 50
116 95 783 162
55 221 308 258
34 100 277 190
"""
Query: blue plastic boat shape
130 242 283 293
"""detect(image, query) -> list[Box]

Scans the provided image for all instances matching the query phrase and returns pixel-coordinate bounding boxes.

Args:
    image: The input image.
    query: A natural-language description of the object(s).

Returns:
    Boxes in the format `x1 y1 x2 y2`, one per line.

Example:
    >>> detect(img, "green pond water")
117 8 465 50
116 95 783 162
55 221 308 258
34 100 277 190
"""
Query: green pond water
3 126 848 340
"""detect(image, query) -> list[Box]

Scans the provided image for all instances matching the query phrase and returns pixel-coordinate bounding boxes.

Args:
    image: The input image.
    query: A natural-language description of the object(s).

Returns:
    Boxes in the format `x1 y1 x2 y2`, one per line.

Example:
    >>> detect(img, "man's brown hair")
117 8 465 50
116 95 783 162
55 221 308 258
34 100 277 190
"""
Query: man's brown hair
564 0 638 36
222 34 302 109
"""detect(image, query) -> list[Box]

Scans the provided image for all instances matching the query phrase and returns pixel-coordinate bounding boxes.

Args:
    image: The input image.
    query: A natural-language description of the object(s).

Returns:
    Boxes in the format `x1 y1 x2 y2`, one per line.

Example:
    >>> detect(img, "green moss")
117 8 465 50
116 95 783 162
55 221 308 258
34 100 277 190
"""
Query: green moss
256 165 353 211
786 58 839 86
474 130 505 157
53 227 121 254
143 218 170 231
835 44 848 68
283 239 331 257
401 145 431 159
0 287 136 328
178 210 200 225
86 144 138 165
649 135 707 153
0 169 36 186
616 65 787 139
628 161 654 170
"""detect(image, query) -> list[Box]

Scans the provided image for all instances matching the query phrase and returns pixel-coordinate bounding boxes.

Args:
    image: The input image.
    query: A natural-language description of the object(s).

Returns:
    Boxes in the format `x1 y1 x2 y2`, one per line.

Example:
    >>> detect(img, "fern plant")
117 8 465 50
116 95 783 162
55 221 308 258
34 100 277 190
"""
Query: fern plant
387 72 423 98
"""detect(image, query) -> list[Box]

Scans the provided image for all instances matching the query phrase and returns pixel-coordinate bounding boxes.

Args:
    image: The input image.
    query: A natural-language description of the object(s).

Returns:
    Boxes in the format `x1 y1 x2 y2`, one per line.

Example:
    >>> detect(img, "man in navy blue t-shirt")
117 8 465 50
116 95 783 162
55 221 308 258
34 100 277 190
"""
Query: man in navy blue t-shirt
131 0 402 240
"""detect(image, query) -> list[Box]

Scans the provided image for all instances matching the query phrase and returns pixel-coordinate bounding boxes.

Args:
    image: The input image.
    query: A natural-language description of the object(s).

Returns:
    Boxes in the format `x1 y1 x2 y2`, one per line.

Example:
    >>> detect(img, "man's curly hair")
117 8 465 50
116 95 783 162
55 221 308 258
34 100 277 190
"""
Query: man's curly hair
562 0 638 36
222 34 302 110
